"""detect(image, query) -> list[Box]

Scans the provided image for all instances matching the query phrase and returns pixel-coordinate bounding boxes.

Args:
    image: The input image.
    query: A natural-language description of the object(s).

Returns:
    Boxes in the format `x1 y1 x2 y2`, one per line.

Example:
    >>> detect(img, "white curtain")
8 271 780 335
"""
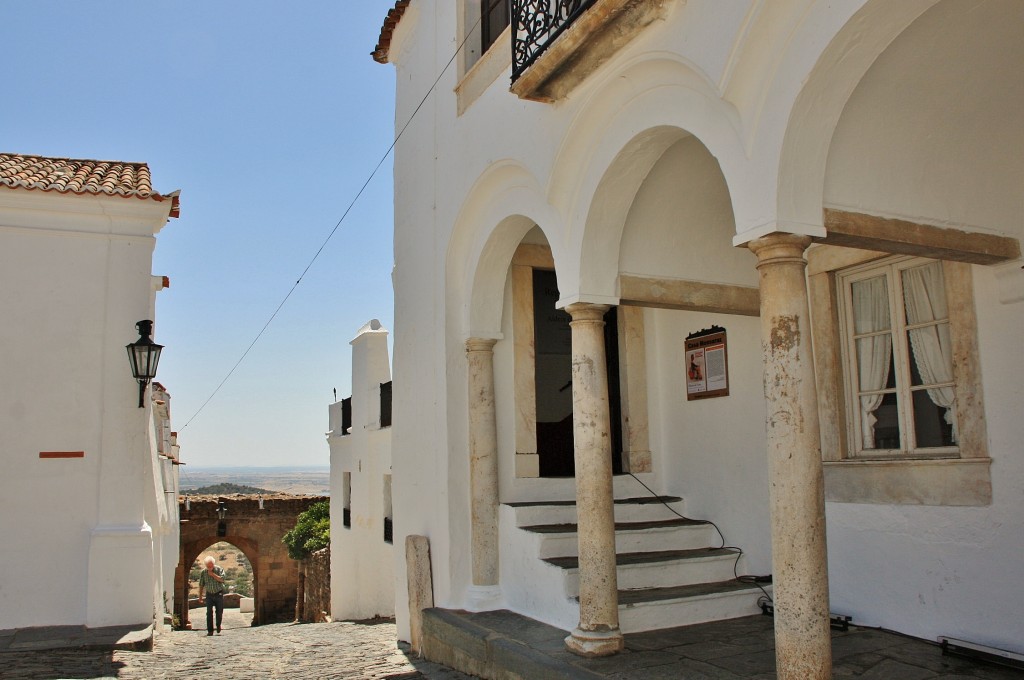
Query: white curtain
852 276 893 448
902 262 957 442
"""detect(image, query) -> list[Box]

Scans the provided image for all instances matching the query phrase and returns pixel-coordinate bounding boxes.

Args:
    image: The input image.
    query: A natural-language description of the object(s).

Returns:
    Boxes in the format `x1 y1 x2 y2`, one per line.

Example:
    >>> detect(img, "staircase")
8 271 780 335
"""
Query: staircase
500 495 767 634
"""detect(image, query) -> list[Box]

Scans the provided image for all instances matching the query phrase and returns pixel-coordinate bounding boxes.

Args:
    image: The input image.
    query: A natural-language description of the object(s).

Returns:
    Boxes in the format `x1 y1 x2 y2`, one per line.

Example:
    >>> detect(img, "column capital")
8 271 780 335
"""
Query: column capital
747 233 813 268
565 302 610 322
465 337 498 353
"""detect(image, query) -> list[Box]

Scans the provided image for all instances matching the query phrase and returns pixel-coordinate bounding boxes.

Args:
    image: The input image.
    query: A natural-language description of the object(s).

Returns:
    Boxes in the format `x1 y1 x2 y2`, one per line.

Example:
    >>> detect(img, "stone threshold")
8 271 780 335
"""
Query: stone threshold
0 623 153 653
421 608 604 680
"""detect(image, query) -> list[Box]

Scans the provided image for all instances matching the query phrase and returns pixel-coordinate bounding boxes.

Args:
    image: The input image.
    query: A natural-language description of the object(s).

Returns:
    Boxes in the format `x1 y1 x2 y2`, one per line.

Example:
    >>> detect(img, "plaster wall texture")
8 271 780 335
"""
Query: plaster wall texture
0 189 174 631
817 0 1024 654
384 0 1022 650
329 321 395 621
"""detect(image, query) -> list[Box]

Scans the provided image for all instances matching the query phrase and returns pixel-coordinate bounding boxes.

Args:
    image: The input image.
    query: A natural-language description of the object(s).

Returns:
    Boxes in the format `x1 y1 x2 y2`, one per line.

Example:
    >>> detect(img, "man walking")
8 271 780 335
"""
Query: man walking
198 555 227 636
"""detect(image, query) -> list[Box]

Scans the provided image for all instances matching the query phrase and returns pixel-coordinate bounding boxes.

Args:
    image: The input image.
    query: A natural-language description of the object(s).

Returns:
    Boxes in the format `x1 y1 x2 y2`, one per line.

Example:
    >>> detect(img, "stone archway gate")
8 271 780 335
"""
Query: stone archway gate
176 494 327 629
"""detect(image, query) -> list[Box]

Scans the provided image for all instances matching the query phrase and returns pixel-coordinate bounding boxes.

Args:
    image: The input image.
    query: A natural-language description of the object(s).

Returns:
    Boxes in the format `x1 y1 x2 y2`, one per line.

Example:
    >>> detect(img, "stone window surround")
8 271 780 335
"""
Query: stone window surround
456 2 512 116
807 245 992 506
510 243 651 478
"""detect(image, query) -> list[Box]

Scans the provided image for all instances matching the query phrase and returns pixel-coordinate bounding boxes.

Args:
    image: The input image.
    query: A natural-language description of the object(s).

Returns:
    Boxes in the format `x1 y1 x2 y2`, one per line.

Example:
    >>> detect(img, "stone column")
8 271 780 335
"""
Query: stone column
747 234 832 679
564 303 623 657
466 337 501 609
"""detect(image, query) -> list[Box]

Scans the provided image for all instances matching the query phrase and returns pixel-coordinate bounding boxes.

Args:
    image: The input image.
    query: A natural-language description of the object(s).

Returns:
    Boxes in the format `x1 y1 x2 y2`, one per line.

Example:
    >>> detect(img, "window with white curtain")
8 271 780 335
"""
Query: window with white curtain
838 256 958 458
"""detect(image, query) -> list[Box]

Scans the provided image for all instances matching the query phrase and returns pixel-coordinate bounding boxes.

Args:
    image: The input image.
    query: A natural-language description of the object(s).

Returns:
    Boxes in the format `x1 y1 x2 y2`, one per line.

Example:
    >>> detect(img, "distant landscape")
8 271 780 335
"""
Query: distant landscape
180 466 330 496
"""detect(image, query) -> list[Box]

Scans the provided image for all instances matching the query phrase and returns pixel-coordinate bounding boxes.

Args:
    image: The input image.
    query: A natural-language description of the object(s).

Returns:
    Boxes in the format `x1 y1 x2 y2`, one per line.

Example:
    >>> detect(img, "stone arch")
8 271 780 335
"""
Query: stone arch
174 495 326 630
820 0 1024 232
446 160 564 338
773 0 943 235
180 536 259 630
546 56 747 302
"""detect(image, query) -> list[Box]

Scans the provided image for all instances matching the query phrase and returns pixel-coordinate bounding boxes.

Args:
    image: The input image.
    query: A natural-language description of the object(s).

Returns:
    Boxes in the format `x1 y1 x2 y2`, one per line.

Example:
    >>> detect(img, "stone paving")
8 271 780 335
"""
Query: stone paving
421 609 1024 680
0 610 474 680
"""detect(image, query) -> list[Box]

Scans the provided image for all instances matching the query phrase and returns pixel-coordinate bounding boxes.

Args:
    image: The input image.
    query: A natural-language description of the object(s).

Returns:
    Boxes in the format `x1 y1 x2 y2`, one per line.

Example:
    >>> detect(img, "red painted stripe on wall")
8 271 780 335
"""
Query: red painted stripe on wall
39 451 85 459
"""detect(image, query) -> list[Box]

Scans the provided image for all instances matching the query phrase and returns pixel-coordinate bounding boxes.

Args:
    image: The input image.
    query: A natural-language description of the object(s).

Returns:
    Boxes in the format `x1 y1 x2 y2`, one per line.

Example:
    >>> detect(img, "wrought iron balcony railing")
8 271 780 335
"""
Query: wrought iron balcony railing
512 0 597 81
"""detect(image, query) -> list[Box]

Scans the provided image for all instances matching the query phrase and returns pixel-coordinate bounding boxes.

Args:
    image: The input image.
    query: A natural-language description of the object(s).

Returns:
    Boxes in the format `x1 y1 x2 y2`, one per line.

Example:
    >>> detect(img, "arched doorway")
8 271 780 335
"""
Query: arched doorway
175 495 327 629
184 539 257 630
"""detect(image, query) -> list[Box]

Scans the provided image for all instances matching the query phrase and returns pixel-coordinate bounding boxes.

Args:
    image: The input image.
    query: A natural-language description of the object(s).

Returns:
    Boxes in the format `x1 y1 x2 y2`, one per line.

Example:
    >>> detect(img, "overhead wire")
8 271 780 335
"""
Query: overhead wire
179 14 484 431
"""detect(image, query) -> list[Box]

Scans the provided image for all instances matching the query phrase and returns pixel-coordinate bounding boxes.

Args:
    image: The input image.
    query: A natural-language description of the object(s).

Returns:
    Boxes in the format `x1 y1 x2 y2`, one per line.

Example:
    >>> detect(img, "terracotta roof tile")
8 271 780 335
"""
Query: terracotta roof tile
0 152 179 216
372 0 411 64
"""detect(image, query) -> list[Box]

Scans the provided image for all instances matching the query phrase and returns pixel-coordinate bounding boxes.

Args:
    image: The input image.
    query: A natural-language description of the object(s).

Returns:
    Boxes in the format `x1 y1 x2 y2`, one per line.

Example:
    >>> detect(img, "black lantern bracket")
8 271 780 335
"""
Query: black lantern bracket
126 320 164 408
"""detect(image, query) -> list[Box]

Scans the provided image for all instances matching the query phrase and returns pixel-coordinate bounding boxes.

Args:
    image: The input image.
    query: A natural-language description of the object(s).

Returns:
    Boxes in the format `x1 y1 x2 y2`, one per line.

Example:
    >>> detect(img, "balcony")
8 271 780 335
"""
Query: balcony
511 0 669 102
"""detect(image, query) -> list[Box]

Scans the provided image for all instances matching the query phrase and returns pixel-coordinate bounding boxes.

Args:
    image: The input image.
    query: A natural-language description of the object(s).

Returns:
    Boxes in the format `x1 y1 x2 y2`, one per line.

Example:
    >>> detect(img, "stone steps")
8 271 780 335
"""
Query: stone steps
508 495 766 634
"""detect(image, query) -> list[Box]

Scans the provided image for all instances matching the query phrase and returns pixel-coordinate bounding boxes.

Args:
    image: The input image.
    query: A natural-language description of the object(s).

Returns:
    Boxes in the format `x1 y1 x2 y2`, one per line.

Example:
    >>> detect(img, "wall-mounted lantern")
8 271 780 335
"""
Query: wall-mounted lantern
216 499 228 537
126 320 163 408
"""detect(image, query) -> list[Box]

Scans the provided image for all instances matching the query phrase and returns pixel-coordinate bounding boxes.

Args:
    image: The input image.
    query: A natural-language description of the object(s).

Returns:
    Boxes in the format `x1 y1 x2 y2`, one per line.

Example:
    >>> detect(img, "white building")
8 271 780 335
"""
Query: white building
0 153 181 638
373 1 1024 675
328 319 396 620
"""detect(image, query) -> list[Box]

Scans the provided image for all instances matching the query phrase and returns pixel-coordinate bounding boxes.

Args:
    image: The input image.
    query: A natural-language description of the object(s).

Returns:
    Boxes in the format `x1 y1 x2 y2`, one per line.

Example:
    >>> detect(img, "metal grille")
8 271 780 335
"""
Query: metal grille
512 0 597 80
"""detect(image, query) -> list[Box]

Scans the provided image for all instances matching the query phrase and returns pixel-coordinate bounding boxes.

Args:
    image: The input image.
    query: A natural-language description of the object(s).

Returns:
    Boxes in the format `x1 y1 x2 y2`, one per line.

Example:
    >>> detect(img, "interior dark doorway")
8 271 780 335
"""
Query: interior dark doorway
533 268 623 477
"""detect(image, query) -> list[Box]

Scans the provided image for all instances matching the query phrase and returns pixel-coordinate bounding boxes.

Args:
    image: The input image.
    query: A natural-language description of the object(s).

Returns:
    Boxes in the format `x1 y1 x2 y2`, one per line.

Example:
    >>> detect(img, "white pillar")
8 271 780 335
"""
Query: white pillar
564 303 623 657
748 234 832 679
465 337 501 609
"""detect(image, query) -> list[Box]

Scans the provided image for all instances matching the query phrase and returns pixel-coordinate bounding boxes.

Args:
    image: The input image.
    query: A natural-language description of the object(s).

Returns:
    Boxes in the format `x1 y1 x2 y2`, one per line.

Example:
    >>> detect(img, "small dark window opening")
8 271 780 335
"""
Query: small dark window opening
482 0 510 54
341 397 352 436
383 517 393 544
380 381 393 428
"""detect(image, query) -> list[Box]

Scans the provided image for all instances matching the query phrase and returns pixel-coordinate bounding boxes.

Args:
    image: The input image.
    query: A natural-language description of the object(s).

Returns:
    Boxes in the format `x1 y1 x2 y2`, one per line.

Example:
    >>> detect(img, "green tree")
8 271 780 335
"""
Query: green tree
282 500 330 560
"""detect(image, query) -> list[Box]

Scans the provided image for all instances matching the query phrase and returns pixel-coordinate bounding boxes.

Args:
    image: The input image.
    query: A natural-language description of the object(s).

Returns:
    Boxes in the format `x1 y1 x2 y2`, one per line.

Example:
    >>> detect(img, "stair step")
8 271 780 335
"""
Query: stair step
505 495 684 508
550 548 739 594
618 579 762 606
508 496 686 526
543 547 735 570
522 518 717 558
520 517 707 534
616 580 769 634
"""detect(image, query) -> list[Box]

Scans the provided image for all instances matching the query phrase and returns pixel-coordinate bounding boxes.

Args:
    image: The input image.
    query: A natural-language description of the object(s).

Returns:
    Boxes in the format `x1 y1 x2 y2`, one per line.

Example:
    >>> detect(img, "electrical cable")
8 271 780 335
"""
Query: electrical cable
627 471 773 604
179 15 484 432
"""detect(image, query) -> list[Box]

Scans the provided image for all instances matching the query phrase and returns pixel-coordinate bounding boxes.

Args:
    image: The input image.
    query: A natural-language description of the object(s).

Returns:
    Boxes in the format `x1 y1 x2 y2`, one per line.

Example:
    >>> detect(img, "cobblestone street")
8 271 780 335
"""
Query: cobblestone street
0 612 474 680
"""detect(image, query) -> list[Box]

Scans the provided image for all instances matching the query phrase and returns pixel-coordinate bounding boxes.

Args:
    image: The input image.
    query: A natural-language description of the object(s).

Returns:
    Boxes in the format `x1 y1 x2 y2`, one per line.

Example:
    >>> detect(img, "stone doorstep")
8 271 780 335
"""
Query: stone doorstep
0 623 153 653
422 608 605 680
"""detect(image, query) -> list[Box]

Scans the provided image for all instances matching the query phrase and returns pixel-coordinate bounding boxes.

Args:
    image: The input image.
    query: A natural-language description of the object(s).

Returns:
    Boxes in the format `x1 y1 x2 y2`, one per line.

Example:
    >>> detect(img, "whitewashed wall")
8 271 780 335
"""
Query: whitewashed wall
819 0 1024 653
385 0 1022 651
329 320 396 620
0 189 174 631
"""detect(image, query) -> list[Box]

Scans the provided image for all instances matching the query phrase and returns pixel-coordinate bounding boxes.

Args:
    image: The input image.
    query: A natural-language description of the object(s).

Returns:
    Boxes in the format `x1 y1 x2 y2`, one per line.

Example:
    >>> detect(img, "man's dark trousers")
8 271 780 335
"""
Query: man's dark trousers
206 592 224 634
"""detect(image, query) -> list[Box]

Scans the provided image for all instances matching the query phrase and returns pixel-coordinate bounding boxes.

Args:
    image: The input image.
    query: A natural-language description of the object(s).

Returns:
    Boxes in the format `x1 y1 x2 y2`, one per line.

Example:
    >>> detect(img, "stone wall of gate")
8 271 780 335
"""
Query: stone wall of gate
299 547 331 623
176 494 328 628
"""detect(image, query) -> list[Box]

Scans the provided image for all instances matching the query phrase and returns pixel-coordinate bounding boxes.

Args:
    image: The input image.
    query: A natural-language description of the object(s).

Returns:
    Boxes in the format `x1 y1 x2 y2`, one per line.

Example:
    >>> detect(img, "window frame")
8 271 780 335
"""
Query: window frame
836 256 959 460
807 246 991 506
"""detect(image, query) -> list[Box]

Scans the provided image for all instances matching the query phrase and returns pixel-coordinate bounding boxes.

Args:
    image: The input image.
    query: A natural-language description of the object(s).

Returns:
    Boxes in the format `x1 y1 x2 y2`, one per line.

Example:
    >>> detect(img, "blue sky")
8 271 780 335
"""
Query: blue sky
3 2 399 469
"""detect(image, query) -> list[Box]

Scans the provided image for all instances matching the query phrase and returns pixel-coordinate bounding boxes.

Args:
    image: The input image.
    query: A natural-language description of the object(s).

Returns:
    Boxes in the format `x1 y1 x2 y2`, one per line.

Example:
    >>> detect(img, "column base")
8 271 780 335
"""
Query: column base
464 585 503 612
565 626 624 657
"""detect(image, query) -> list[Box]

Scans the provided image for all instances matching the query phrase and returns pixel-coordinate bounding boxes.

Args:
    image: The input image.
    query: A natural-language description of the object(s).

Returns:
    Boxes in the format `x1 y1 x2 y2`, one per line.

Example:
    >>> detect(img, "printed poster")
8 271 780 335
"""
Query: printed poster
685 328 729 400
